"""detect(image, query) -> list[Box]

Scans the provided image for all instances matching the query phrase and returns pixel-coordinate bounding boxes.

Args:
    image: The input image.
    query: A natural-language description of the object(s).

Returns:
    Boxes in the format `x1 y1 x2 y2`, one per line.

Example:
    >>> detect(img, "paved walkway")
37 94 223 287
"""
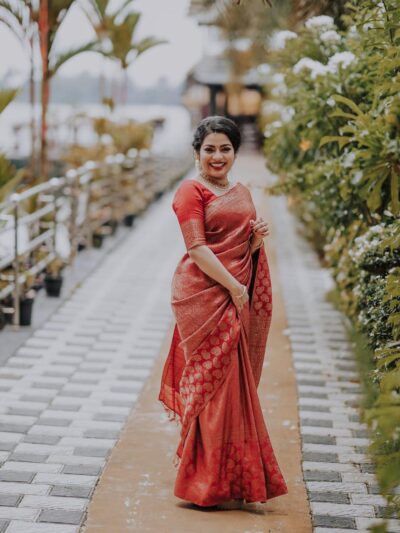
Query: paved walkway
0 152 398 532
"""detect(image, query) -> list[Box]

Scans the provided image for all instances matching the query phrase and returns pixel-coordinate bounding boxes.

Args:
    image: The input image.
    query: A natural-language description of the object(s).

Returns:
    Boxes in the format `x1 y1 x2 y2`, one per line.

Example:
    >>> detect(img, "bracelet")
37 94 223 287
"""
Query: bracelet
235 284 246 298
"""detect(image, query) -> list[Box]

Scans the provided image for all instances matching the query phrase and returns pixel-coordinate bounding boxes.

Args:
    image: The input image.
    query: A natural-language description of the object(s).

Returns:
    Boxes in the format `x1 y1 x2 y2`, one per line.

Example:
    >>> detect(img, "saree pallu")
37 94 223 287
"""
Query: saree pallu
159 180 288 506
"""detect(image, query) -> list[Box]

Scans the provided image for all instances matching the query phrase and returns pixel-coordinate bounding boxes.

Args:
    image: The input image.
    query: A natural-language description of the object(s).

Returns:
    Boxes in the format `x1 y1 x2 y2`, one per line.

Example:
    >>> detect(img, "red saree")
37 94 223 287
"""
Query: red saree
159 179 288 506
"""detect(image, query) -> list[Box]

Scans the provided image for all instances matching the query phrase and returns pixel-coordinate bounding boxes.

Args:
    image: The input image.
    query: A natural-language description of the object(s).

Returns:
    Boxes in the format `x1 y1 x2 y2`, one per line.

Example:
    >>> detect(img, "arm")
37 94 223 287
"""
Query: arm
188 245 248 311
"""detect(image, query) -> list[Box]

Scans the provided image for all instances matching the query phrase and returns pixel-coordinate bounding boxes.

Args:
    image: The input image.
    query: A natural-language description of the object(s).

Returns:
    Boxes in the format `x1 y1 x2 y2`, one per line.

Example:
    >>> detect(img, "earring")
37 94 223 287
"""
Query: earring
195 159 200 171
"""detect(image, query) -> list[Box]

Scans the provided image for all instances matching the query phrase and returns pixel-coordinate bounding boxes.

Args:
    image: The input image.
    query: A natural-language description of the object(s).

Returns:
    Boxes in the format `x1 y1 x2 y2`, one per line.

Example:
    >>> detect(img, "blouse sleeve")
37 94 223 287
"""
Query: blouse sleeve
172 181 207 251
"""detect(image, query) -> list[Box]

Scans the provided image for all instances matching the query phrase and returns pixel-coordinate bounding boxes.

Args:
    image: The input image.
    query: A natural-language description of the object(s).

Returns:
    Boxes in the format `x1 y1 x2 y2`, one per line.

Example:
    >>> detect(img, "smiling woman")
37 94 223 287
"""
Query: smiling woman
159 115 288 507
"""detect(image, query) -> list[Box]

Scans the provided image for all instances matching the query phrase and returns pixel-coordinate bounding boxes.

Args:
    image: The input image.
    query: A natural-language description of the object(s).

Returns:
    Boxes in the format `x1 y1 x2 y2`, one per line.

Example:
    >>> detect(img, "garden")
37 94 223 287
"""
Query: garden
260 0 400 519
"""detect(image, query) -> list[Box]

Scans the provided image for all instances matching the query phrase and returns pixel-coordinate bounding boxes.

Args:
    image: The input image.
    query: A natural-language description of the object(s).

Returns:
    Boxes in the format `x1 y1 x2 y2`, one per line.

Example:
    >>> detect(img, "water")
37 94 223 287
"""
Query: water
0 103 193 159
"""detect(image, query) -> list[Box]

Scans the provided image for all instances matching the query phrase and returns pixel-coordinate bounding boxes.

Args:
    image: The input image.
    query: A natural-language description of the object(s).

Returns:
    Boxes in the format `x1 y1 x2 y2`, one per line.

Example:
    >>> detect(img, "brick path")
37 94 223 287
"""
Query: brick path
0 190 181 532
0 153 398 532
269 188 400 532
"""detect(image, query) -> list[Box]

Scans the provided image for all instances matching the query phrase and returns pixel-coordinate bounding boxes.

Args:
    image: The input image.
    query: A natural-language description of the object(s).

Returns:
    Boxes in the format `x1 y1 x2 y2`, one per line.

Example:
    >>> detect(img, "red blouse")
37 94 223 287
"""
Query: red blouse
172 180 218 251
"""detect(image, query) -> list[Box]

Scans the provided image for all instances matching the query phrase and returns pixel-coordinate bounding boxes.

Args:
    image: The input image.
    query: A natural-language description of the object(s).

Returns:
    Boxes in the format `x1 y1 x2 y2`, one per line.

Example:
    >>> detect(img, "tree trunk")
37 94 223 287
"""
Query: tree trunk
29 33 36 180
39 0 49 179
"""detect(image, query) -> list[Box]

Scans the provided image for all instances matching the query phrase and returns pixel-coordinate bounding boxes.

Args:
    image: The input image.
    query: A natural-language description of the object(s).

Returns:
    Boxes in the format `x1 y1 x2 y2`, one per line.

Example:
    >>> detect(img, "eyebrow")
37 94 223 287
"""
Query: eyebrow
203 143 232 148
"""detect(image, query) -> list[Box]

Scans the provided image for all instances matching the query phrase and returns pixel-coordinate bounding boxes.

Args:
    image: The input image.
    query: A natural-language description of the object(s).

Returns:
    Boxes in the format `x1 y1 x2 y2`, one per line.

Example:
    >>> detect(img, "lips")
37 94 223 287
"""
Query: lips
209 162 226 170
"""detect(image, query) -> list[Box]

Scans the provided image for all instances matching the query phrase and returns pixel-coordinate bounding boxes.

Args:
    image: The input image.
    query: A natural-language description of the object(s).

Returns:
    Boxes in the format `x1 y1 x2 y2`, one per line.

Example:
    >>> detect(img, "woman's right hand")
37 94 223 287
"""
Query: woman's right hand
229 283 249 313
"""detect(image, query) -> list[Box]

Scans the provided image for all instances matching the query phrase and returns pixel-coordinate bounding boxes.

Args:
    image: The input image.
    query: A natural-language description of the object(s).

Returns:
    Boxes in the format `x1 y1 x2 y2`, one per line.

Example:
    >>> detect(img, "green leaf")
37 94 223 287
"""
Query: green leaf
319 135 353 150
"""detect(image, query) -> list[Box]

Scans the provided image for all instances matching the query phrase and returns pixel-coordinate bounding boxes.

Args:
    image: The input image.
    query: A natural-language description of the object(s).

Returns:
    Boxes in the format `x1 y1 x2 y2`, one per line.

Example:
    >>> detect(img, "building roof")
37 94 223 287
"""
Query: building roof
191 55 261 88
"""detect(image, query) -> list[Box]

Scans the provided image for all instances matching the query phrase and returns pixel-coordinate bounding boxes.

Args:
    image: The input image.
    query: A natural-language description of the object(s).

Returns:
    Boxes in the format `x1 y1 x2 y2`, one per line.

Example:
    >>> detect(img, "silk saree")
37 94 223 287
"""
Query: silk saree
159 179 288 507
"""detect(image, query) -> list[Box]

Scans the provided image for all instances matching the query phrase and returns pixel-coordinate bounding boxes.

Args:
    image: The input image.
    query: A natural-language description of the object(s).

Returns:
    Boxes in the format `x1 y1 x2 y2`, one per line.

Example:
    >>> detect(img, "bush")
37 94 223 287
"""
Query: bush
262 0 400 513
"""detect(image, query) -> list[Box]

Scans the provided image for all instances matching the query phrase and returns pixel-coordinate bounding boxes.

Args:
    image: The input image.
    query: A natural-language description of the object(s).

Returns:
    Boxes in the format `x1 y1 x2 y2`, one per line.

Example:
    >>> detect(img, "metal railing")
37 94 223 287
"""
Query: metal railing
0 149 192 329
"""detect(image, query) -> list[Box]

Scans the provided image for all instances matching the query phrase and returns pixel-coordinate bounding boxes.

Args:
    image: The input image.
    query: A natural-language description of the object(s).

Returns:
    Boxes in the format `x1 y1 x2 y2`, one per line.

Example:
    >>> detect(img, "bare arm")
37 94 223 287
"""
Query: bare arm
188 245 248 311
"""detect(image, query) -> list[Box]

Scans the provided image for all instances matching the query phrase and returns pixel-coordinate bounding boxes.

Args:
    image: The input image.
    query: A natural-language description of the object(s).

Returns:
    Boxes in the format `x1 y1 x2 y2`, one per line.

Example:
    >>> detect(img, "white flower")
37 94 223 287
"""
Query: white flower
351 170 363 184
257 63 272 76
272 72 285 85
320 30 341 43
327 51 356 73
327 96 336 107
342 151 356 168
269 30 298 50
348 25 358 38
293 57 329 79
262 101 284 115
281 106 295 123
305 15 335 31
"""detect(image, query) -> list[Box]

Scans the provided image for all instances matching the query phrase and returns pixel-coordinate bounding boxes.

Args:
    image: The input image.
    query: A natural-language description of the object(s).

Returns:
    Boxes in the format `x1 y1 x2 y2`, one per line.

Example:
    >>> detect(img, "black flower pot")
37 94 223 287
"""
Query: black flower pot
77 242 86 252
105 219 118 235
0 308 5 330
92 233 104 248
123 214 136 227
19 297 34 326
44 274 63 297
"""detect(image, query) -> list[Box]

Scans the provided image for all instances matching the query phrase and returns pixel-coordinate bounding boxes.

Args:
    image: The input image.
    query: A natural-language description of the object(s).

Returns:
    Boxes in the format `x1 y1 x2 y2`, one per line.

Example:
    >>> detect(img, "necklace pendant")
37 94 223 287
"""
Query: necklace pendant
199 172 230 191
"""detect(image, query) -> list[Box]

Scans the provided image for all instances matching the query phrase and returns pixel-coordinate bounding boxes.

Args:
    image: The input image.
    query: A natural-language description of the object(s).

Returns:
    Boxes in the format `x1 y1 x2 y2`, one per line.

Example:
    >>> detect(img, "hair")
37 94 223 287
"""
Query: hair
192 115 241 153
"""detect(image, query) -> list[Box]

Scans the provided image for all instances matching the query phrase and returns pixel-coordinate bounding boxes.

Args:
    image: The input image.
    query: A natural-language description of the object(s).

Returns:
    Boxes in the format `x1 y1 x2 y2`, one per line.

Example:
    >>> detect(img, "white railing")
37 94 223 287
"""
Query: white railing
0 149 192 328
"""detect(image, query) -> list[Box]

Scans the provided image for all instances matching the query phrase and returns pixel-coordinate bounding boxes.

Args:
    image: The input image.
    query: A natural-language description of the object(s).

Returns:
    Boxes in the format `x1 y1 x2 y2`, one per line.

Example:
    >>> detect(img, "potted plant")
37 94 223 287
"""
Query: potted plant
44 257 65 297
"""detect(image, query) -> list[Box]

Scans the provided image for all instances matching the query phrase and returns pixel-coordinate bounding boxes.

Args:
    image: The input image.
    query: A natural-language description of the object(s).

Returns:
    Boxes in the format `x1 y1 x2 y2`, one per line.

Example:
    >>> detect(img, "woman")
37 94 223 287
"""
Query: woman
159 116 288 507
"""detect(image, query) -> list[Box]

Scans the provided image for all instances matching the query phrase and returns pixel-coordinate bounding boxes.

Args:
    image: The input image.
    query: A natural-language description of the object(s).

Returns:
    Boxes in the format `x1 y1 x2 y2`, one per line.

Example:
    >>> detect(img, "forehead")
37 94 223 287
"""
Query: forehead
202 132 232 147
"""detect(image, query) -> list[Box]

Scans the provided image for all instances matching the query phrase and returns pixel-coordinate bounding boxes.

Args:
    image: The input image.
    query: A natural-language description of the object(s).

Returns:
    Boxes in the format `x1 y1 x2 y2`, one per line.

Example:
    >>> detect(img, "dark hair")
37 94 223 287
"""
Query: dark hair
192 115 241 153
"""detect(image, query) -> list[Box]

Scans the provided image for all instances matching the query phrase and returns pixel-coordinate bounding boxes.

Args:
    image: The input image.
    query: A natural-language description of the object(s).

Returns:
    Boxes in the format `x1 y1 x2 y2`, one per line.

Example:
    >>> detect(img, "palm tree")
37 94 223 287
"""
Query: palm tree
0 1 39 176
83 0 166 105
37 0 98 178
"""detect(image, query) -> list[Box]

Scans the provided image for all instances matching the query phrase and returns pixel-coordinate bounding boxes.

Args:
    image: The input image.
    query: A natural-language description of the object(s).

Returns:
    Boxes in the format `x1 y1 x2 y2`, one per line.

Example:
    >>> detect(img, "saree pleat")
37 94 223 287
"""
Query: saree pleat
159 180 288 506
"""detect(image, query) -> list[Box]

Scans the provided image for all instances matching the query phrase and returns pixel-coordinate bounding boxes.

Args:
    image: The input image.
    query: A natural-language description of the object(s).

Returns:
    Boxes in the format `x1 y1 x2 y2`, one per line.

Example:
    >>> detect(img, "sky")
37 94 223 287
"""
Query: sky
0 0 204 87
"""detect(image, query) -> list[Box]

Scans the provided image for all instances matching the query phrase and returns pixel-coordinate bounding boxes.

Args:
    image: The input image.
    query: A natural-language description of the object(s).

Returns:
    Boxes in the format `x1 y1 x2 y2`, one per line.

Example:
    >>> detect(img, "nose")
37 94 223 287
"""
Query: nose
212 151 224 160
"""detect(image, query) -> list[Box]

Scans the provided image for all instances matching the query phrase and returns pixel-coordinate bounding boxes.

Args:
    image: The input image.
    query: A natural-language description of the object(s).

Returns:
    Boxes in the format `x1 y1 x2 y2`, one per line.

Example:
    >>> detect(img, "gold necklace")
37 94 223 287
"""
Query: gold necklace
199 172 230 191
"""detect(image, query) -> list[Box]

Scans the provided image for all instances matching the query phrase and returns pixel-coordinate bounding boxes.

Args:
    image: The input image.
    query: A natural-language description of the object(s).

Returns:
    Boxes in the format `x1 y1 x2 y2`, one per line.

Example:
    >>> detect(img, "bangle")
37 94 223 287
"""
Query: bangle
235 284 246 298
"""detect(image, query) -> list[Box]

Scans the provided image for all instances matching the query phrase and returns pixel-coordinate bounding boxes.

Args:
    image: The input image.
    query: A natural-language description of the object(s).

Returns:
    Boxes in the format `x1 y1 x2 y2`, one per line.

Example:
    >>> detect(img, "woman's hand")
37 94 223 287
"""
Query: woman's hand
249 216 269 253
250 216 270 239
229 283 249 314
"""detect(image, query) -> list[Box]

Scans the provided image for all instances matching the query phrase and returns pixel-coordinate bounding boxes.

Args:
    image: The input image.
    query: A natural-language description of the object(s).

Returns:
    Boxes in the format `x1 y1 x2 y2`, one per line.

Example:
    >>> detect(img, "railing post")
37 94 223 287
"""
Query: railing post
10 193 20 328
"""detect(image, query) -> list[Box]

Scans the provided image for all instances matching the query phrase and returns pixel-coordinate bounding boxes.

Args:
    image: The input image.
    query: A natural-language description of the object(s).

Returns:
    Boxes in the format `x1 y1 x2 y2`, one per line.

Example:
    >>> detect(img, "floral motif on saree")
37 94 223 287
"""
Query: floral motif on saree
159 179 288 506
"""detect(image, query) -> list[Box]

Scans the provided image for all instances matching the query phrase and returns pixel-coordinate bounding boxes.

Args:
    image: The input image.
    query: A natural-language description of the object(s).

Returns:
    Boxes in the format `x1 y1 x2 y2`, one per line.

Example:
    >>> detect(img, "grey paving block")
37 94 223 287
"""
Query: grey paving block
32 382 63 390
101 400 133 408
297 380 327 387
0 442 17 452
0 494 21 506
9 453 48 463
47 405 80 413
36 419 71 428
301 392 329 399
73 447 109 458
63 465 101 476
0 471 35 483
92 413 126 423
303 452 339 463
20 395 53 403
7 408 41 417
304 471 342 482
38 509 84 525
299 405 331 413
0 521 8 533
301 418 333 428
50 485 92 498
302 435 336 445
0 424 31 434
58 391 91 398
353 429 369 439
309 492 350 504
360 464 376 474
23 435 61 446
313 515 356 528
83 429 119 439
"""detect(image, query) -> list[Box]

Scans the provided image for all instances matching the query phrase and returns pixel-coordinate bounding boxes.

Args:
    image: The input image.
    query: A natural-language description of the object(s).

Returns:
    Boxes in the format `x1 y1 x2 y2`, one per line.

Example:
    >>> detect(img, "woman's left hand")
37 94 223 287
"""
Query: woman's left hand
250 216 270 239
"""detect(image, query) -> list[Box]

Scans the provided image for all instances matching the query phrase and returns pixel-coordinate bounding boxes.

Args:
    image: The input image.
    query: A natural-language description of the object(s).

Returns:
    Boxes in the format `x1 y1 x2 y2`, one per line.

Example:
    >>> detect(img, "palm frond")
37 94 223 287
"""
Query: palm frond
48 40 99 77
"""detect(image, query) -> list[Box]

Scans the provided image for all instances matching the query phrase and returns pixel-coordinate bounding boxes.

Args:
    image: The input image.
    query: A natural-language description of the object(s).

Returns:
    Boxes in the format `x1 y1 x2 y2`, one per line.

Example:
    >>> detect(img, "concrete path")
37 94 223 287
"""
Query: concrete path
82 154 311 533
0 152 398 532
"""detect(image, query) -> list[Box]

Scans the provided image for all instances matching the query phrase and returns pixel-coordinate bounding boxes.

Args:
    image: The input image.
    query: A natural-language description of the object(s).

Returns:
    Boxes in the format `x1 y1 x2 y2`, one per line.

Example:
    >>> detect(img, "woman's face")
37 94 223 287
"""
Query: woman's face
196 132 235 179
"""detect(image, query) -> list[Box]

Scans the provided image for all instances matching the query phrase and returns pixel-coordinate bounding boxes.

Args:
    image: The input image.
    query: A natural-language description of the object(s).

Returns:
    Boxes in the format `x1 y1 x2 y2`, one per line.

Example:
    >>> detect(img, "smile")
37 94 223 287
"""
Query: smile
209 162 226 169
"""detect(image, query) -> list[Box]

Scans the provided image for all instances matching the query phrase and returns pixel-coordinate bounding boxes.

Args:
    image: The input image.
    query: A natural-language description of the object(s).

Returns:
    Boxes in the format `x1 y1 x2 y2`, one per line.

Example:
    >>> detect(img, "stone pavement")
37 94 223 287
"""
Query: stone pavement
0 152 398 532
0 185 182 532
267 179 400 531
